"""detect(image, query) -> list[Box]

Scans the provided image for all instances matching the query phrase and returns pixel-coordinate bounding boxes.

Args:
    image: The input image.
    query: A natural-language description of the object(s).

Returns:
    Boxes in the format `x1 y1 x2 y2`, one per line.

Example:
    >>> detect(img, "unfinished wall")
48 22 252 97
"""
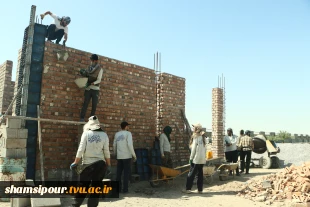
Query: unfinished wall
34 42 187 180
158 73 187 166
0 61 15 114
212 88 224 158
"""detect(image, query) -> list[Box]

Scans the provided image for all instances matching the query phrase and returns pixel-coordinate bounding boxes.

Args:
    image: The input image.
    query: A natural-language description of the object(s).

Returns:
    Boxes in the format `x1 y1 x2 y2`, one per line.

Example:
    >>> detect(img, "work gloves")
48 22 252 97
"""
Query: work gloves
70 163 77 170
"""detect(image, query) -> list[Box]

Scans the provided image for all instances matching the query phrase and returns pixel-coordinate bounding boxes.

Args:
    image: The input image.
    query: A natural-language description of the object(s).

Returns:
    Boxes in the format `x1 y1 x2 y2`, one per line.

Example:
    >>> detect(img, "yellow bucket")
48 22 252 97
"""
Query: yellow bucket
206 151 213 159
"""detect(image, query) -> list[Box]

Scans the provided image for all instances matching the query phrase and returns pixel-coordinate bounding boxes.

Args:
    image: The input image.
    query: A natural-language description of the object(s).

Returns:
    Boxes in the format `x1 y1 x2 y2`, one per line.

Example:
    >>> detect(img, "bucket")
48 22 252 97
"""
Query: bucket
206 151 213 159
74 78 88 88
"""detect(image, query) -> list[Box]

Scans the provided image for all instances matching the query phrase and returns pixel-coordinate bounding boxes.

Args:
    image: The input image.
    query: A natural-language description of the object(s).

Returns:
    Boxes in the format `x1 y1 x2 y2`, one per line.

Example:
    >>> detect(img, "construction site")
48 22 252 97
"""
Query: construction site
0 4 310 207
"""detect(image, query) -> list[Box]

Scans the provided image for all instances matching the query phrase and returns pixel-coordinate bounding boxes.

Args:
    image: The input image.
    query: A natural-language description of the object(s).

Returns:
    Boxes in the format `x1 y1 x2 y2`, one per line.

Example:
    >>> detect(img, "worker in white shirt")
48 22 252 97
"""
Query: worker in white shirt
224 128 240 176
113 121 137 193
183 123 206 194
40 11 70 47
70 115 110 207
160 126 173 168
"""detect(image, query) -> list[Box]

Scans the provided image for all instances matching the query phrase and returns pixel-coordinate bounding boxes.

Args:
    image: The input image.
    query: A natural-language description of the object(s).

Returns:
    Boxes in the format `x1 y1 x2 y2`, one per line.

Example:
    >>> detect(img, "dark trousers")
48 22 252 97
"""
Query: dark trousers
186 163 204 191
72 160 106 207
240 150 252 173
116 158 131 193
46 24 64 44
225 150 239 174
162 151 173 168
80 89 99 119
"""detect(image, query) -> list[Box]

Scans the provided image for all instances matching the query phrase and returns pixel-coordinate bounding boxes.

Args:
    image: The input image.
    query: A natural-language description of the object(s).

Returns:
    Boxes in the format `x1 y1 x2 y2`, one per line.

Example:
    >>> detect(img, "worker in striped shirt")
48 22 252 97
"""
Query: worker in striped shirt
238 130 254 174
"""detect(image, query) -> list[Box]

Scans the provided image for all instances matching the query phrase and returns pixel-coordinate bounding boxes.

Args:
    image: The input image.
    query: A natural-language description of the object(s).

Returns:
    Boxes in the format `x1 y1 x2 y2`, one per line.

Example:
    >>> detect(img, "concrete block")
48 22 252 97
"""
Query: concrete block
30 198 61 207
0 158 26 173
0 138 27 148
6 118 22 129
11 196 31 207
0 148 26 158
0 128 27 139
0 172 25 181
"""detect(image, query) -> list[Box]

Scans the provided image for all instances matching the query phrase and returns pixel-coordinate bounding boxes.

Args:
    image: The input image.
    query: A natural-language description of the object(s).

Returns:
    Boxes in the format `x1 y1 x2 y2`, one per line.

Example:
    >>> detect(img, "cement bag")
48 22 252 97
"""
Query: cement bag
74 78 88 88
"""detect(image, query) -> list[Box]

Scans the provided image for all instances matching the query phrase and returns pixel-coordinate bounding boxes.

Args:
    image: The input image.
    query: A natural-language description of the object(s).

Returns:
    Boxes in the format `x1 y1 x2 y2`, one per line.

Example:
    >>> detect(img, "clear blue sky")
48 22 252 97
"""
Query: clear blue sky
1 0 310 136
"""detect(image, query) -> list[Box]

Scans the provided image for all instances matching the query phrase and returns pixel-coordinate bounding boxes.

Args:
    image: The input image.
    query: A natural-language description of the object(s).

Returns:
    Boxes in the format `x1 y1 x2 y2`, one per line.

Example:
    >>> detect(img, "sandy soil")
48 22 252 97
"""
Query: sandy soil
0 168 294 207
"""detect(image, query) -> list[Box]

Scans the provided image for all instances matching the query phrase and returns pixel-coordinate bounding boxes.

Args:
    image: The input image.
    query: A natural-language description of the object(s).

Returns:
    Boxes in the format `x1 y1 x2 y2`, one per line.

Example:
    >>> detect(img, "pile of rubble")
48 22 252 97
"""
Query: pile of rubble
237 162 310 205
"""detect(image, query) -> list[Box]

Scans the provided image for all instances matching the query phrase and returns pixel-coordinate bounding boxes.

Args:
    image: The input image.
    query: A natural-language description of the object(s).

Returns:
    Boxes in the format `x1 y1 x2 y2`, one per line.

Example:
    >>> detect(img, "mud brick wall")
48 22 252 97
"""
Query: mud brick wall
158 73 187 166
0 61 15 114
212 88 224 158
35 42 186 180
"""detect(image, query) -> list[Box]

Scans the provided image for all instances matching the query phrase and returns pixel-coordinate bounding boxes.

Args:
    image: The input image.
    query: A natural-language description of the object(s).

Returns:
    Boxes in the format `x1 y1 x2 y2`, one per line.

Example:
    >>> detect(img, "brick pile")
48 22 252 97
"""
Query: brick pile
211 88 224 158
237 162 310 206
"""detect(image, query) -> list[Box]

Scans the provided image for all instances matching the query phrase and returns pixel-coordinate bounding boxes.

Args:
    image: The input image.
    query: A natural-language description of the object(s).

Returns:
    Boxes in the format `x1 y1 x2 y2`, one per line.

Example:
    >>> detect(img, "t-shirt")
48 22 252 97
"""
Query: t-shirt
51 14 68 35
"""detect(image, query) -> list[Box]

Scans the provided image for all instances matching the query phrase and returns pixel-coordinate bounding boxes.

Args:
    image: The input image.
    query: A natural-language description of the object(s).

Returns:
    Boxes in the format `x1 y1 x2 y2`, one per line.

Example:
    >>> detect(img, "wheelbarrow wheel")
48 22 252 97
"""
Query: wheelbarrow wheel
204 175 213 184
219 169 228 181
149 175 162 188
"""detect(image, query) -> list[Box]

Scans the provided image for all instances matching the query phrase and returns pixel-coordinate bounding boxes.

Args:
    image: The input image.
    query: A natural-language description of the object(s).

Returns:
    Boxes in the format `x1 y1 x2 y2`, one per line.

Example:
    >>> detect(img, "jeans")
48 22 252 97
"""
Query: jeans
46 24 64 44
72 160 106 207
240 150 252 173
225 150 240 174
116 158 132 193
80 89 99 119
186 163 204 191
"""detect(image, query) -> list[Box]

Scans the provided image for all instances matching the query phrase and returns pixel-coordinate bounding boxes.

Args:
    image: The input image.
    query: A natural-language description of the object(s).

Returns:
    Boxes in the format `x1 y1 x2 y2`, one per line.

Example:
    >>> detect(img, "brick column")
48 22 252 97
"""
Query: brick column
212 88 224 158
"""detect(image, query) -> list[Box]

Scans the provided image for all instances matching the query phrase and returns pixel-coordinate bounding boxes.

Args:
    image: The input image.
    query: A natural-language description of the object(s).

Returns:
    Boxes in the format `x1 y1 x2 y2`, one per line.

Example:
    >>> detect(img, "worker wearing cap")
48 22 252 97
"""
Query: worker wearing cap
224 128 240 176
79 54 104 122
238 130 254 174
40 11 71 47
183 123 206 194
113 121 137 193
160 126 173 168
70 115 110 207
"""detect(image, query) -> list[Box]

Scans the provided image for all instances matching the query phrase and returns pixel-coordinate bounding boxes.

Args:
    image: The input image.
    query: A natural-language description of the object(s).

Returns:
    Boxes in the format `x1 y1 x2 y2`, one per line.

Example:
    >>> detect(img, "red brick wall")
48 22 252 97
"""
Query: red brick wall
38 42 187 174
0 60 15 114
158 73 188 165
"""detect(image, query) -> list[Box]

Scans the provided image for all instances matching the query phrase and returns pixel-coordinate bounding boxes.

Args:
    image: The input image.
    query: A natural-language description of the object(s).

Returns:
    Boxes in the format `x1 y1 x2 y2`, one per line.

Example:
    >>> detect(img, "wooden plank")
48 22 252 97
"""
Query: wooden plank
4 115 87 125
37 105 44 184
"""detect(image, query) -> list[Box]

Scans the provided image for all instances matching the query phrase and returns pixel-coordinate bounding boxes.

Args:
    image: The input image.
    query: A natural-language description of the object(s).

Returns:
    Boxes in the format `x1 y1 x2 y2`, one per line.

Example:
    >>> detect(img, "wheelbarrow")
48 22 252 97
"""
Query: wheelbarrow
215 163 239 181
203 166 216 184
149 164 190 187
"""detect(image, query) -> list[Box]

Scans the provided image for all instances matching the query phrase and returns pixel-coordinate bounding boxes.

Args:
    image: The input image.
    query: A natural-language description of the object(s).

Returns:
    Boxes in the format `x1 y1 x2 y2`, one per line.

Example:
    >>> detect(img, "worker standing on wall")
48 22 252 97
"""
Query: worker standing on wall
79 54 104 122
70 115 110 207
160 126 173 168
40 11 70 47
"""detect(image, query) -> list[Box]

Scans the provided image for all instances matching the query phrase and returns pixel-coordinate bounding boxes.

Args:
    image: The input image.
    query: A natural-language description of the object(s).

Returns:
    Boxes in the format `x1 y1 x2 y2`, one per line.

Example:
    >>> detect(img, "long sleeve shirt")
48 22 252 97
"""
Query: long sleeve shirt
224 135 239 152
189 136 206 164
113 130 136 159
86 68 103 91
159 133 171 156
50 14 69 35
76 130 110 165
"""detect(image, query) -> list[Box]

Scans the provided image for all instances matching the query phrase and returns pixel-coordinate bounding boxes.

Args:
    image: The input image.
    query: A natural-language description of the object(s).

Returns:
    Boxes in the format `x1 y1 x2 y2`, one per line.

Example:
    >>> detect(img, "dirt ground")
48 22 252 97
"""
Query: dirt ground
0 168 295 207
